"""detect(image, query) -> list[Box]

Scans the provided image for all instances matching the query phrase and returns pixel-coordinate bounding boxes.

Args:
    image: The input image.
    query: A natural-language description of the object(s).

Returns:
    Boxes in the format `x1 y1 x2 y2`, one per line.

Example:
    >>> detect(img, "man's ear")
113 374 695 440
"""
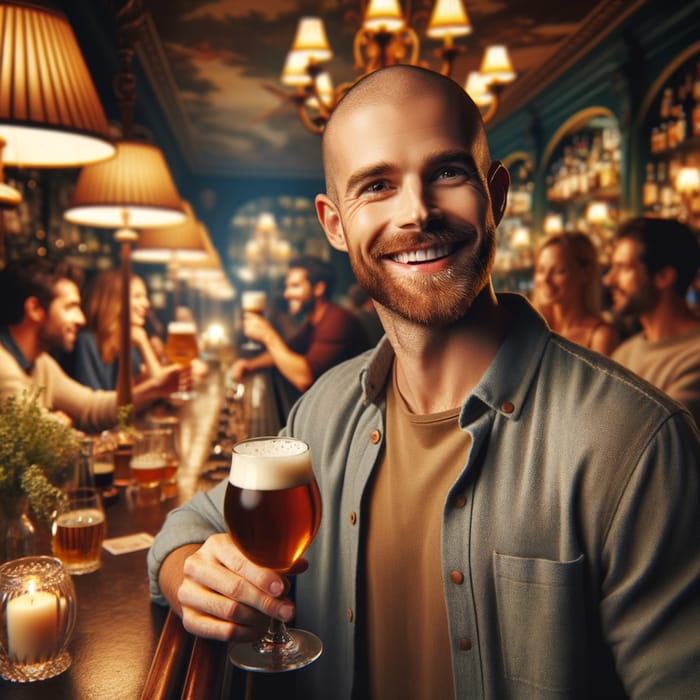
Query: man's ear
653 265 677 292
315 194 348 252
24 296 46 323
487 161 510 226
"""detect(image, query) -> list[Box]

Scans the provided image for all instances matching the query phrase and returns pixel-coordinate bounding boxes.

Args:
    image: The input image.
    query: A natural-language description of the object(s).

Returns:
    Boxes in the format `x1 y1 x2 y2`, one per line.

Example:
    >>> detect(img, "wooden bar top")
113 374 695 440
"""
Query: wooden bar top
0 366 285 699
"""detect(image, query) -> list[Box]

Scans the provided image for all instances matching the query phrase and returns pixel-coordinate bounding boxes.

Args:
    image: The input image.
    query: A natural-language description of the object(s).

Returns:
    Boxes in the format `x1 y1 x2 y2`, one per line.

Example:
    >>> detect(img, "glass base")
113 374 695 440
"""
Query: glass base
0 649 71 682
228 628 322 673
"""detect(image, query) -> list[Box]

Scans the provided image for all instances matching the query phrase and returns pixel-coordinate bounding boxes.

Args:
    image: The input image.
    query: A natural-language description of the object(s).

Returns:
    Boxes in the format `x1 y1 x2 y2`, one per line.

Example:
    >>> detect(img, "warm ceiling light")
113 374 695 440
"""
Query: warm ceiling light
464 71 494 107
480 44 516 86
676 166 700 194
132 201 208 263
281 50 314 87
426 0 472 40
280 1 516 133
64 141 185 229
291 17 332 66
363 0 406 33
0 0 114 168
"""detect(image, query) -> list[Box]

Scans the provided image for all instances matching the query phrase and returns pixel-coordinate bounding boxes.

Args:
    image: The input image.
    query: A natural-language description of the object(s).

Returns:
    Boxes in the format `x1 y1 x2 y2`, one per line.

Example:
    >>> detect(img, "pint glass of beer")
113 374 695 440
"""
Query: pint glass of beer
164 321 199 400
130 429 168 505
225 436 322 672
51 488 106 575
239 290 266 352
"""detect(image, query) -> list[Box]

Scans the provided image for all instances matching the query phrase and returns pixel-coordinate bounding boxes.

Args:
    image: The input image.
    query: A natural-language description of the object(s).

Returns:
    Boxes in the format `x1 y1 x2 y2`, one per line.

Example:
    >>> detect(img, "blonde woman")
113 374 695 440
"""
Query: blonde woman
533 231 620 355
70 270 165 390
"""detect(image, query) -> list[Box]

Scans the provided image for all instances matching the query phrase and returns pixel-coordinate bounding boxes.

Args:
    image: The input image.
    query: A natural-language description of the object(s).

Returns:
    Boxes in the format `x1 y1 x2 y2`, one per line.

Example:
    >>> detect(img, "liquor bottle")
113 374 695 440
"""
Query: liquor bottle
642 163 658 210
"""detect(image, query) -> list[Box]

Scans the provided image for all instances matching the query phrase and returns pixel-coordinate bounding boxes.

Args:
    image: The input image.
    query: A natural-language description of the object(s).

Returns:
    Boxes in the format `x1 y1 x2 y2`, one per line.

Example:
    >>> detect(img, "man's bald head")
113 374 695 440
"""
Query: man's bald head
321 65 492 203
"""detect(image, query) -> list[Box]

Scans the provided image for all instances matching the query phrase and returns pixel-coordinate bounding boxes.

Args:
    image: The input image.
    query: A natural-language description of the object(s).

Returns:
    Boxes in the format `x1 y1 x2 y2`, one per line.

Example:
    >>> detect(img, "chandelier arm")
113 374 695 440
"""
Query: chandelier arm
402 26 421 67
480 93 500 124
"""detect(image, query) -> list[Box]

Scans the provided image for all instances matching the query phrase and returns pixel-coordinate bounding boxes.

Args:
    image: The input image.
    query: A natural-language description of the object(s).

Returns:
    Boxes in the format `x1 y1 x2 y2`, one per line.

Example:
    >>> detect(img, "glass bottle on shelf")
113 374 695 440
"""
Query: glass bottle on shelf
643 163 659 210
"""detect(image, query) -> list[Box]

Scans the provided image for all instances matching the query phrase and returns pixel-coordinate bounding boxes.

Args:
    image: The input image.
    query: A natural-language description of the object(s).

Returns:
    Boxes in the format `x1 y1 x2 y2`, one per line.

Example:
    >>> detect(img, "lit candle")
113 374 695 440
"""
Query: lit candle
6 578 59 664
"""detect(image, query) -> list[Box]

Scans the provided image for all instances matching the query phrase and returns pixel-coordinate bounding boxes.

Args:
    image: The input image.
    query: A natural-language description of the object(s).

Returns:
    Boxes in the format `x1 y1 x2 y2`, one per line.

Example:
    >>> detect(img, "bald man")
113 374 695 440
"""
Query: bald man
149 66 700 699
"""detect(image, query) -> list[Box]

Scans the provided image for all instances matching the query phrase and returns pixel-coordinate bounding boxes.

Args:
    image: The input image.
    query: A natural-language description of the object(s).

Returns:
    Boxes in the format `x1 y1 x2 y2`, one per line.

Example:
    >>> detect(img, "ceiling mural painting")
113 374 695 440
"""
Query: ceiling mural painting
138 0 608 179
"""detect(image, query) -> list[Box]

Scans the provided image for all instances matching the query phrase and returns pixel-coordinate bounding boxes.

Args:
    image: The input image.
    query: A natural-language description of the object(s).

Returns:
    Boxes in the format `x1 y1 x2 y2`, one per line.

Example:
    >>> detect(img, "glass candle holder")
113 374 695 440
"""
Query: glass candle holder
0 556 77 682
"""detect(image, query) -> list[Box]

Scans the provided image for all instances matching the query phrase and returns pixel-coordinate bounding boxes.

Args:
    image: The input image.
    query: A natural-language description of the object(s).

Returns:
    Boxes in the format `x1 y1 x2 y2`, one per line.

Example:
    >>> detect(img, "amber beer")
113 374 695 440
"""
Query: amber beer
165 321 199 365
52 490 106 575
130 453 166 487
224 437 321 572
241 290 267 315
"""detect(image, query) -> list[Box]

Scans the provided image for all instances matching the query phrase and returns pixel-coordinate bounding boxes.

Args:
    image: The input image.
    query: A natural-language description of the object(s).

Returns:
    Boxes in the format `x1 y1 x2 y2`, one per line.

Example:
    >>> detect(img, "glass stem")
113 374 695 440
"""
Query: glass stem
262 617 292 647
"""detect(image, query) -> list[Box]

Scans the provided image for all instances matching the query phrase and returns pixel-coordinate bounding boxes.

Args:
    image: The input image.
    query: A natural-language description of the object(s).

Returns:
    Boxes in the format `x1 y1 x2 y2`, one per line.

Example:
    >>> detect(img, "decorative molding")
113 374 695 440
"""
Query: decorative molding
489 0 647 129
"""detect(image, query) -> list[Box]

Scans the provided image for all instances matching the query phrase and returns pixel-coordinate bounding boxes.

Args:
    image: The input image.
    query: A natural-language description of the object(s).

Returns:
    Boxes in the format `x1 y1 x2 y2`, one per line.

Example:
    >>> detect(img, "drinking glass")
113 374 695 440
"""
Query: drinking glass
130 429 168 506
164 321 199 400
51 488 106 575
239 290 267 353
225 436 322 672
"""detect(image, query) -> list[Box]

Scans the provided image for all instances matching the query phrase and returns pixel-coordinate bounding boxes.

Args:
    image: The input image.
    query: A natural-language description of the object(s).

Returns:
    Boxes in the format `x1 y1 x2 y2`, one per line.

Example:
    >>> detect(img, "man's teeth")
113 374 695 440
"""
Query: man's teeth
391 244 452 264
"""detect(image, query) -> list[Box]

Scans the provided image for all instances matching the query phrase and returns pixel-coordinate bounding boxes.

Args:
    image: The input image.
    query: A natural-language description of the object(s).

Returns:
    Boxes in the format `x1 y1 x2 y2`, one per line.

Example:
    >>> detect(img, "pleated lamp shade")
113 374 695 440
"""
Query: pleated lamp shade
132 201 208 263
64 140 186 228
0 0 114 167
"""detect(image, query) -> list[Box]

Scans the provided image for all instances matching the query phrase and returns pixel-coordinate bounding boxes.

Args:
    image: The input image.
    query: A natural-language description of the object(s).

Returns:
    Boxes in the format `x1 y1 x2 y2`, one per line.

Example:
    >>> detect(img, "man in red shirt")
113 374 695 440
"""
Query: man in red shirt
231 256 369 393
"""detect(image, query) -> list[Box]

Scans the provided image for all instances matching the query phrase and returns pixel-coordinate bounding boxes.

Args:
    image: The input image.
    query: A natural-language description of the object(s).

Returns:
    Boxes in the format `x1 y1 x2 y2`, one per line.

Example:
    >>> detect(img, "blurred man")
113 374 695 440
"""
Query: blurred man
149 67 700 699
0 258 186 432
231 255 369 393
605 216 700 426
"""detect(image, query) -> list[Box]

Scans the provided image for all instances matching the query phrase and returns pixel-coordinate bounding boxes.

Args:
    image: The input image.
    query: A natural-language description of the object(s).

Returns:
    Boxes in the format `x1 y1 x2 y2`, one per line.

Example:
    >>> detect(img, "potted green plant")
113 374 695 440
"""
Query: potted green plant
0 390 80 561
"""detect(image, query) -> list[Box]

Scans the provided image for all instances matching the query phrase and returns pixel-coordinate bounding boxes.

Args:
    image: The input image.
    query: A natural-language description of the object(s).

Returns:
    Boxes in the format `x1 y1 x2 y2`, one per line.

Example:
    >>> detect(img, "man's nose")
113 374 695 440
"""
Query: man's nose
396 177 432 228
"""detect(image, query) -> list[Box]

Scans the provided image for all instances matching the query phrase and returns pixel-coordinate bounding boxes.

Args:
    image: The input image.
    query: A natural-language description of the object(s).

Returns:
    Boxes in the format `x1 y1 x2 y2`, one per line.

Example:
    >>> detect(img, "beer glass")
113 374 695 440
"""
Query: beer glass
51 488 106 575
130 429 168 506
225 436 322 672
164 321 199 400
240 290 266 353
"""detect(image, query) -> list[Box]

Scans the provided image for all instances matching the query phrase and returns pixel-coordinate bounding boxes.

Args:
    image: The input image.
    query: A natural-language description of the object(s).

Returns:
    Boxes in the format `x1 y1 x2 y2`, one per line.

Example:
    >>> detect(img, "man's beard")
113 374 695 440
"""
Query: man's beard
348 224 496 327
611 282 658 319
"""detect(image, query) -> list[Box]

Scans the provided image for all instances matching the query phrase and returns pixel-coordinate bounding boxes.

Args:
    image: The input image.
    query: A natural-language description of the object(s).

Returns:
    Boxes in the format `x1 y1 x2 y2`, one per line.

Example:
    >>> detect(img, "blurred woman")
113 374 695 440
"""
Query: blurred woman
533 231 620 355
69 270 165 390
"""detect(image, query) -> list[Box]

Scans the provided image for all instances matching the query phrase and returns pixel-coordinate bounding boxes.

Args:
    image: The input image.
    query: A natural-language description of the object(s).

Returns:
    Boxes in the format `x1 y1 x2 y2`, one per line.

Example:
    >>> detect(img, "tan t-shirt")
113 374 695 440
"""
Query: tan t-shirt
366 364 472 700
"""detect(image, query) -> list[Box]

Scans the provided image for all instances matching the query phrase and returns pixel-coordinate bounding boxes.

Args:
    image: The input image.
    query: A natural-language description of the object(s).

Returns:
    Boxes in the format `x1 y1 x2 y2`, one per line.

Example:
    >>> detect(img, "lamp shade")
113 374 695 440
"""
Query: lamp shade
426 0 472 39
291 17 332 64
132 201 208 263
464 71 494 107
64 140 186 228
363 0 405 33
480 45 516 85
281 50 313 87
0 0 114 167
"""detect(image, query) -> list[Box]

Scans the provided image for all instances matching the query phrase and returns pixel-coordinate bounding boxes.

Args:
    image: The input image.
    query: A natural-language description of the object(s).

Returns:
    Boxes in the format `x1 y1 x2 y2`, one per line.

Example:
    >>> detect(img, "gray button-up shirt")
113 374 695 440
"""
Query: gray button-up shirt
148 294 700 699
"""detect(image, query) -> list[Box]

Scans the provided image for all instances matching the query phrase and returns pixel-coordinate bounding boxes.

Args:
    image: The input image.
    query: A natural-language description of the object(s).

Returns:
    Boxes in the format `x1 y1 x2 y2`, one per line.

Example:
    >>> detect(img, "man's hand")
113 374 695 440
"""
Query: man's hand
175 534 307 641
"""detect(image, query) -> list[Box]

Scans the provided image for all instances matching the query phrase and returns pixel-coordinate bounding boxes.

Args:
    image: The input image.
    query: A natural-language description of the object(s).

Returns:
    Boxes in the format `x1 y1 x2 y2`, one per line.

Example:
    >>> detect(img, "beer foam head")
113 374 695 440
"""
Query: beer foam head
229 437 312 490
167 321 197 335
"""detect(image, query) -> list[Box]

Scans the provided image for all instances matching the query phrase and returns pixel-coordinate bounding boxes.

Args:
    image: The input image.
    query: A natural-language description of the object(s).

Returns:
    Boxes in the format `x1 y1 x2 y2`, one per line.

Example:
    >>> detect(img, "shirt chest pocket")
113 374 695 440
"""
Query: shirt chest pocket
493 551 588 696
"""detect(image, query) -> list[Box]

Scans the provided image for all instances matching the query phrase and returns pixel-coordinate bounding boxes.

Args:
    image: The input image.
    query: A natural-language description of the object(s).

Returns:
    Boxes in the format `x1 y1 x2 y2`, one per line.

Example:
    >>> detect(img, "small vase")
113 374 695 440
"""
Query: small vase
0 497 36 564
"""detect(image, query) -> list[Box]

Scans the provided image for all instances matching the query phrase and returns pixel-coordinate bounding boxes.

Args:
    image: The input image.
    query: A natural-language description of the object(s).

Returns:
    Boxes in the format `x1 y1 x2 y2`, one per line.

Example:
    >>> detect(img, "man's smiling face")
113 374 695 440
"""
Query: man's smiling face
317 69 506 326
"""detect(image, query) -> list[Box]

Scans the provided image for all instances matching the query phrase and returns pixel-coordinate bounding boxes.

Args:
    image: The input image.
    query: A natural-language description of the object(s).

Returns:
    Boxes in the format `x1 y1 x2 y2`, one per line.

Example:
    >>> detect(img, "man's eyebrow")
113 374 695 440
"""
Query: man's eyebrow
425 149 477 170
343 162 393 197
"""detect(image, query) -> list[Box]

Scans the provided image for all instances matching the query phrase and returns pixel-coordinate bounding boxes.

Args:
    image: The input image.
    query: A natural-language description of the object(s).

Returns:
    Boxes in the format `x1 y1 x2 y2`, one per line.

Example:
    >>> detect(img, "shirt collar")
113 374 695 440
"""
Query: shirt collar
358 293 550 420
0 326 34 375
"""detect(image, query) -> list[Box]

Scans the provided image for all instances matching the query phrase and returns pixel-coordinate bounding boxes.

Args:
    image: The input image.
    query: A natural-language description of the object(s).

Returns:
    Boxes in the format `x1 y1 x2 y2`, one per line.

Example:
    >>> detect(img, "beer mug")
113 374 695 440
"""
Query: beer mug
51 488 106 575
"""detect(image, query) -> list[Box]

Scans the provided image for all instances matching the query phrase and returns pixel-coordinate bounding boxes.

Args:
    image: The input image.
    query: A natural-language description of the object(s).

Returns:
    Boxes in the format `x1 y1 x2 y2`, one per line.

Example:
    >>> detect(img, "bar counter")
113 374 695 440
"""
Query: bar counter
1 366 285 700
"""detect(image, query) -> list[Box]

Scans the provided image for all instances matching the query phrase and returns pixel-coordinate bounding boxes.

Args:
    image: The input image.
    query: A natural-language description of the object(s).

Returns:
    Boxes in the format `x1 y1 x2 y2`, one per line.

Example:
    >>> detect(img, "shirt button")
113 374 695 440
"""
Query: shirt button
346 608 353 622
370 429 381 444
449 570 464 585
453 494 467 509
458 638 472 651
501 401 515 414
349 511 357 525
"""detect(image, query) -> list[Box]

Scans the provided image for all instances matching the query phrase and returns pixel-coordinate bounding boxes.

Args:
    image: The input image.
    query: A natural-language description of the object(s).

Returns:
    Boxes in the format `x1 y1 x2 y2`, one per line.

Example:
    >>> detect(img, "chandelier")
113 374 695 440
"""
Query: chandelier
279 0 516 134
